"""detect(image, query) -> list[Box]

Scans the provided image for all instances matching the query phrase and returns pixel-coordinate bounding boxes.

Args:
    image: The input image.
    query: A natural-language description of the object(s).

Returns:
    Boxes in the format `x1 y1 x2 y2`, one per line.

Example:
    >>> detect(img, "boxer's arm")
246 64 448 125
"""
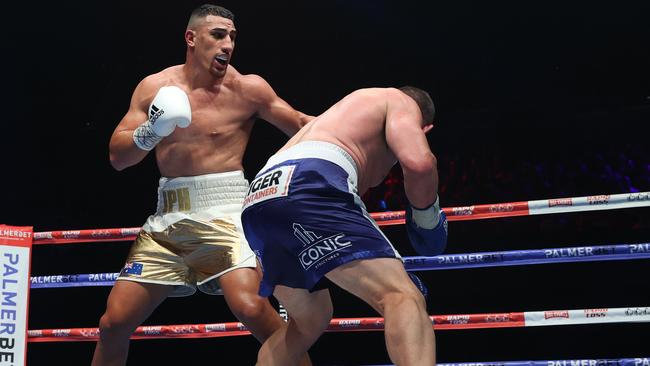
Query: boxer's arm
248 75 314 136
108 77 157 171
386 88 447 255
385 89 438 208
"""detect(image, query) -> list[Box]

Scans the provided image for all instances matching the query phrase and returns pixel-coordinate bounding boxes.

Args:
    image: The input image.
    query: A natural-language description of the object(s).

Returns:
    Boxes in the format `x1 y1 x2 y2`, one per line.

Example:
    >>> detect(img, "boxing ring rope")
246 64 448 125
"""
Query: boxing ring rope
31 191 650 244
30 242 650 289
27 191 650 364
370 358 650 366
26 306 650 342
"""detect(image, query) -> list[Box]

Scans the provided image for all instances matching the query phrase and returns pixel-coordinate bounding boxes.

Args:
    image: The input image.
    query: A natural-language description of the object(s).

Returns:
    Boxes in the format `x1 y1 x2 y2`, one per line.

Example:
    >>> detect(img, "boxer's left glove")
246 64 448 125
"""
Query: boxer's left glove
133 86 192 151
406 196 448 256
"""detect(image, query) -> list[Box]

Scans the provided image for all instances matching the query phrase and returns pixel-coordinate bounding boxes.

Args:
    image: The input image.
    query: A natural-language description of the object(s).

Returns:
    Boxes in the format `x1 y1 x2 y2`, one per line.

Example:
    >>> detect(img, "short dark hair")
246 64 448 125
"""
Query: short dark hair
188 4 235 28
399 86 435 125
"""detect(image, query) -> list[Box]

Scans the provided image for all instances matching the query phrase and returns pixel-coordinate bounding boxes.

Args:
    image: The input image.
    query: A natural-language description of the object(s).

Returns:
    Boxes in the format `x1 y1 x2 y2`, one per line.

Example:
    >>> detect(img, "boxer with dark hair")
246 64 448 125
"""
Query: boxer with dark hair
92 4 313 365
242 86 446 365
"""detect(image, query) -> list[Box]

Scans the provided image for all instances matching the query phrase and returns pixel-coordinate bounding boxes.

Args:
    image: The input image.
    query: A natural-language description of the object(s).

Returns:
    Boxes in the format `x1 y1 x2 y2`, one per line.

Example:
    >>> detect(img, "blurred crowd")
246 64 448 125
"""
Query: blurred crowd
363 142 650 249
364 142 650 211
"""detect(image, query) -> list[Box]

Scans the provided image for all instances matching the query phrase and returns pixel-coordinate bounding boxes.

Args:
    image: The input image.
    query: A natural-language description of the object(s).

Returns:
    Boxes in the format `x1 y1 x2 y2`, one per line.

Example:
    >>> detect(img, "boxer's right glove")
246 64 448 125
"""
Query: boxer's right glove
406 196 448 256
133 86 192 151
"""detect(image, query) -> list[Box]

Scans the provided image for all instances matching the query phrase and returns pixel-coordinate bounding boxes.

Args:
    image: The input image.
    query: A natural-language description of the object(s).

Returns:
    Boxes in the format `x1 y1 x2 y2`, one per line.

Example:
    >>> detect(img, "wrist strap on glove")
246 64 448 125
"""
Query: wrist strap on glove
133 120 163 151
410 196 441 230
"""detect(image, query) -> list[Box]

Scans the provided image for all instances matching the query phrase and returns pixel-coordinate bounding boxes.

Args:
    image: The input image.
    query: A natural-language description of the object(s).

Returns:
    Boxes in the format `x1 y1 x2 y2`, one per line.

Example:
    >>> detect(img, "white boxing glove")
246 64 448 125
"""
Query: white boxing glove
133 86 192 151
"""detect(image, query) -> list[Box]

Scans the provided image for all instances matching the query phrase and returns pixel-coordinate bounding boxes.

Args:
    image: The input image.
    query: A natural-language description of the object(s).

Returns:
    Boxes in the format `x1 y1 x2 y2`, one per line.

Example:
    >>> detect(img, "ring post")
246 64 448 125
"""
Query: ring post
0 225 33 366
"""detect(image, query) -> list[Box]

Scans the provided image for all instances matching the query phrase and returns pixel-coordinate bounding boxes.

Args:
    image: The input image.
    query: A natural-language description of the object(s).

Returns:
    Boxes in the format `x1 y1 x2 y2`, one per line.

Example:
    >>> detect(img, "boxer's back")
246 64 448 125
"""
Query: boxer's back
282 88 418 194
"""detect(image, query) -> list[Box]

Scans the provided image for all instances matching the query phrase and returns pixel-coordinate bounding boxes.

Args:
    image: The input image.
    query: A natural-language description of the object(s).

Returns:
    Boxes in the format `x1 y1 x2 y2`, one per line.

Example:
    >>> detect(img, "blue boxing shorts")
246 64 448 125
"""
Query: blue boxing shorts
241 141 401 297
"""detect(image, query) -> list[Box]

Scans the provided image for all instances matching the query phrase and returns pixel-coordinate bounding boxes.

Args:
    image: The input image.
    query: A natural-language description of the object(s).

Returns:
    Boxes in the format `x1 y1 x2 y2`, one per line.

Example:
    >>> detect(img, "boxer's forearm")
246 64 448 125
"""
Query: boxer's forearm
109 130 150 171
402 154 438 209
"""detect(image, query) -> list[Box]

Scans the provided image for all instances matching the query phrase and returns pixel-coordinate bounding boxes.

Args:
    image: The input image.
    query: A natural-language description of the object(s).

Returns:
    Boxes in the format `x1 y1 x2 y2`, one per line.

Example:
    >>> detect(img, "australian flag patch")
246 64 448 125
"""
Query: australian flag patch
121 262 144 276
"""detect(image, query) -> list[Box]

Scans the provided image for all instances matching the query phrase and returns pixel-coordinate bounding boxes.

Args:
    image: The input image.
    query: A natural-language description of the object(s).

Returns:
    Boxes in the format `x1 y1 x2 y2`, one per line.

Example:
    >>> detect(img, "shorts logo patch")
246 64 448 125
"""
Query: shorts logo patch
293 223 321 245
121 262 143 276
243 165 295 209
162 187 192 213
293 223 352 270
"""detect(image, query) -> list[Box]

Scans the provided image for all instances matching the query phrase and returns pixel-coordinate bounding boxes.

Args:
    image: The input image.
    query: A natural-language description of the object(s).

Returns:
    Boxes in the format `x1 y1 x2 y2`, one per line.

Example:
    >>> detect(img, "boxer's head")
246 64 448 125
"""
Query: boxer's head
399 86 435 128
185 4 237 78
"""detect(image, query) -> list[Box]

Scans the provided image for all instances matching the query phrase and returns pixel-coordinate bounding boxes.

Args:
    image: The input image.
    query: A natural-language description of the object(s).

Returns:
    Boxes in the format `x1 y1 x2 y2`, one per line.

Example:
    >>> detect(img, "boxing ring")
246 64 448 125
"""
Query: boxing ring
23 192 650 364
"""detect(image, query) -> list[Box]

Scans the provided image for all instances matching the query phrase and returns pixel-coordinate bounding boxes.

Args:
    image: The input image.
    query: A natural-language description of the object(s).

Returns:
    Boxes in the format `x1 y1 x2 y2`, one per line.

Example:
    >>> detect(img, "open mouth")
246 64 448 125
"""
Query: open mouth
215 55 229 66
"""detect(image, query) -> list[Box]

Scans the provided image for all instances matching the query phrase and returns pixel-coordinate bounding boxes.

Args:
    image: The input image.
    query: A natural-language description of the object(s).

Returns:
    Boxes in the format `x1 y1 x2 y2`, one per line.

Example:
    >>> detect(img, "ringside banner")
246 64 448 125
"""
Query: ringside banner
0 225 33 366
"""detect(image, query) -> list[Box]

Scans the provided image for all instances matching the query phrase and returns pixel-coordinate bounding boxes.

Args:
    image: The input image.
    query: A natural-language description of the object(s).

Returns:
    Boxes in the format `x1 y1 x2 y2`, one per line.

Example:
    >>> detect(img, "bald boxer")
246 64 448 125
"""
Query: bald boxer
92 4 313 366
242 86 447 365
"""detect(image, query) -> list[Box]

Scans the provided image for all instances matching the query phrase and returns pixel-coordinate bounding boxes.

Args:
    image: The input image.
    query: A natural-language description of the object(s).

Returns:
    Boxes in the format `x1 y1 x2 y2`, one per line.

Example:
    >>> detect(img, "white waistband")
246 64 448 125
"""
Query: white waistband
261 141 358 188
156 171 249 214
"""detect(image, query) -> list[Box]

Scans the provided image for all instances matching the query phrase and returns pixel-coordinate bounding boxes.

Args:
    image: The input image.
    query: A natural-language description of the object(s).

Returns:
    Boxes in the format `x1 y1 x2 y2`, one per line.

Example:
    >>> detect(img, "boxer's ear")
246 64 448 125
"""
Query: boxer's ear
185 30 196 47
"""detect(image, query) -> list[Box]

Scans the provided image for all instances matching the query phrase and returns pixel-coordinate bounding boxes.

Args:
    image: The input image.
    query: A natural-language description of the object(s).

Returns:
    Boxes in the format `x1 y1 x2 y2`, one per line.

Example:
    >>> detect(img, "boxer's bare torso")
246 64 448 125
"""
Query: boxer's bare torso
109 15 309 177
282 88 427 195
131 66 271 177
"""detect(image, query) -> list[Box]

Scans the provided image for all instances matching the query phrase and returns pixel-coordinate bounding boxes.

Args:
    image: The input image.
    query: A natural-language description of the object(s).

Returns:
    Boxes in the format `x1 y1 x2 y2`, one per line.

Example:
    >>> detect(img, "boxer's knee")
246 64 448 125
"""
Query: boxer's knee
291 292 333 336
229 293 273 324
375 284 425 315
309 299 333 334
97 311 138 342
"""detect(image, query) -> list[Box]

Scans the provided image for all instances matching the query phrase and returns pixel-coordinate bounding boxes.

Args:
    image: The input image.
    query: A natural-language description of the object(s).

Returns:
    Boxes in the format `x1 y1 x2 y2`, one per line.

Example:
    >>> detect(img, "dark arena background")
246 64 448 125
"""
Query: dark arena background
3 0 649 365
